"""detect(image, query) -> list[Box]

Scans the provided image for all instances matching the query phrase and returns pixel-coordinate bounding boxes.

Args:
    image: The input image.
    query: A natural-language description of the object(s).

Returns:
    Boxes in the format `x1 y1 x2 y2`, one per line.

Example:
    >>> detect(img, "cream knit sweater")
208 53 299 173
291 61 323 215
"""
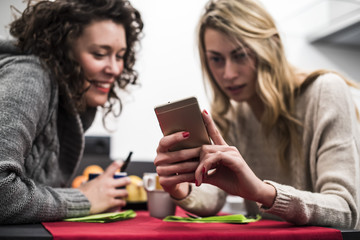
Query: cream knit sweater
175 73 360 230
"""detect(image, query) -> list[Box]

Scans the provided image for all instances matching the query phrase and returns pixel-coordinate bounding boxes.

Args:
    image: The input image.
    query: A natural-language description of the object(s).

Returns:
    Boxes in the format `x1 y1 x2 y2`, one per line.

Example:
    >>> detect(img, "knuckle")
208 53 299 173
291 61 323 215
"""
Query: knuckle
156 165 165 175
154 154 167 166
215 150 223 157
200 145 210 152
229 146 238 152
176 150 189 161
159 177 171 188
158 137 170 150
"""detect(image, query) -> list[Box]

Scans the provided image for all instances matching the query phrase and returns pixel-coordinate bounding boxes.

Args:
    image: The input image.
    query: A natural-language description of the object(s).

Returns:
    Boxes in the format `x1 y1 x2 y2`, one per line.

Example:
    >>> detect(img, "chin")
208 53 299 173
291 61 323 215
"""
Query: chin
86 99 108 108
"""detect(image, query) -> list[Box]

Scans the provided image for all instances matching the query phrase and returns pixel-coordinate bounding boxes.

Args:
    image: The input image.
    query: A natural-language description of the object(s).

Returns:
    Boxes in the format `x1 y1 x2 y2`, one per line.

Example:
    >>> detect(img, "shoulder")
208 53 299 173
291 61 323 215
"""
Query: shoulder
1 54 47 79
299 72 351 107
305 72 349 94
0 52 58 126
0 40 50 84
296 72 357 126
1 53 56 98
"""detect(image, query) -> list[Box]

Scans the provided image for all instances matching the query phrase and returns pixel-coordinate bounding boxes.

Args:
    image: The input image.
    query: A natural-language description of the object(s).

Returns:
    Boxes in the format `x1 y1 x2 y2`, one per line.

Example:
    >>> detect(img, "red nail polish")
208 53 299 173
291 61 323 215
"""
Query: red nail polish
202 167 206 180
182 132 190 138
204 109 208 115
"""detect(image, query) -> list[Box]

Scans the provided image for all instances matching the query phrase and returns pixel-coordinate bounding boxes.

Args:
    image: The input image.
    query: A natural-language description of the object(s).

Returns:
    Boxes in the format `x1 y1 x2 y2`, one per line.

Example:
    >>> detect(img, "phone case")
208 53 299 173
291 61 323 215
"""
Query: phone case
154 96 210 151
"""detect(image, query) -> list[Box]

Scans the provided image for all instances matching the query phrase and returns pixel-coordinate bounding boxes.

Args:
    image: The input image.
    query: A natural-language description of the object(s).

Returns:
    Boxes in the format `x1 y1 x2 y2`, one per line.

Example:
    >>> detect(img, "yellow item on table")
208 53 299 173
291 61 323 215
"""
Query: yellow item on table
126 175 147 202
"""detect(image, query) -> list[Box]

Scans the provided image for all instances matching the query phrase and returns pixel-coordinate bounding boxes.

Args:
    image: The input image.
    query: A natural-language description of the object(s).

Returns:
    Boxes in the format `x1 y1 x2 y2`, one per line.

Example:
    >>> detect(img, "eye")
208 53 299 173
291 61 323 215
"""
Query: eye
92 52 106 58
233 52 247 62
207 55 224 67
211 56 222 62
116 54 125 61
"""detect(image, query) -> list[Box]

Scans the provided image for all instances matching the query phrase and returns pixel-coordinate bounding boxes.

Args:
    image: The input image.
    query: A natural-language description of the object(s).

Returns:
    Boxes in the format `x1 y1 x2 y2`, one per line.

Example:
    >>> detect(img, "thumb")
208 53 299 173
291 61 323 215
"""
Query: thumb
104 160 123 177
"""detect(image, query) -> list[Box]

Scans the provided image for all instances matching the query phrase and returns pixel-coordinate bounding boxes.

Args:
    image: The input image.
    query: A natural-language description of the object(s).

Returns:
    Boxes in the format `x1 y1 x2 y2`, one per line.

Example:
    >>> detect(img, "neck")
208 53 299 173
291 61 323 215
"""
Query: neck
247 94 264 121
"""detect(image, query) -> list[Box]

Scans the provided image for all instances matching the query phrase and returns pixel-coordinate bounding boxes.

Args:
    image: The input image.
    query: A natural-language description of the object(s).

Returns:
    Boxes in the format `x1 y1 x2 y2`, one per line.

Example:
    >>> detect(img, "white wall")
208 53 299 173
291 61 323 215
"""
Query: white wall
87 0 211 161
0 0 24 38
1 0 360 162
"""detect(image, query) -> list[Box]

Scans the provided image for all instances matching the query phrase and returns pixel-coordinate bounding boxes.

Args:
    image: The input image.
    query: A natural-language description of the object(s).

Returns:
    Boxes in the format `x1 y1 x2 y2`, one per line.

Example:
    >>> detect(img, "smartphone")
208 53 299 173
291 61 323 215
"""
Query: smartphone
154 96 211 151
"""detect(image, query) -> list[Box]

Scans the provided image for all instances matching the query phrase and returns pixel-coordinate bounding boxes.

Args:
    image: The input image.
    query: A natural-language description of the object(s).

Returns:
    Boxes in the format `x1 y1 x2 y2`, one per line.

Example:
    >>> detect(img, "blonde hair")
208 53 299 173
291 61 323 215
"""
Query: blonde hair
197 0 359 165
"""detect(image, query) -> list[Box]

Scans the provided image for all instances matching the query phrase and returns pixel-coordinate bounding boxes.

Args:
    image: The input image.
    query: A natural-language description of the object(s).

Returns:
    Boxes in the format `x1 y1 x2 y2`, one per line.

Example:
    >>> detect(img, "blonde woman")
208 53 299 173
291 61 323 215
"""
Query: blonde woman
154 0 360 229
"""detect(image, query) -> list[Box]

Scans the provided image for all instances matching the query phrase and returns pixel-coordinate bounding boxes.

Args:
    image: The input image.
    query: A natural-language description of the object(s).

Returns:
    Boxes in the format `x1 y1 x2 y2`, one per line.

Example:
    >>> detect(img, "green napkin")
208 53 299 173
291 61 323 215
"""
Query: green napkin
63 209 136 223
163 214 261 224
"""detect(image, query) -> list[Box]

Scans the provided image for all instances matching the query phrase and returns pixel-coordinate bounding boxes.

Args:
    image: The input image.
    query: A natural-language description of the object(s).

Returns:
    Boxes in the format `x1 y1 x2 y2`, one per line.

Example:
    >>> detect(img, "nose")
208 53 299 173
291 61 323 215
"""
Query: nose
223 60 238 81
105 56 123 76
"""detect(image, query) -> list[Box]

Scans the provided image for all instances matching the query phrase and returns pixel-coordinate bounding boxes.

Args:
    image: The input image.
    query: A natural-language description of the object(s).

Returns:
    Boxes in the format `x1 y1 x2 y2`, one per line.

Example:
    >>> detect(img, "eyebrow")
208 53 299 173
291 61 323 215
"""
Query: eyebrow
206 47 247 55
92 44 127 52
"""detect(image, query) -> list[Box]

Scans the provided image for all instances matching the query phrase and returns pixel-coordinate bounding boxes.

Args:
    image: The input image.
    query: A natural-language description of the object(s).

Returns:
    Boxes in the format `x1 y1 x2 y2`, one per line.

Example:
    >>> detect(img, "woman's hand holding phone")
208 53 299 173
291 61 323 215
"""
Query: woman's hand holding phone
154 97 275 207
154 97 210 199
154 130 201 199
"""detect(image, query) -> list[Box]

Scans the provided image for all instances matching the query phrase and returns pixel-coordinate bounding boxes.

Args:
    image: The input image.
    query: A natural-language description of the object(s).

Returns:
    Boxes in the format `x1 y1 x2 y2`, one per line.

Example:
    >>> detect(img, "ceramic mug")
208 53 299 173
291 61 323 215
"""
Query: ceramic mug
146 190 176 219
142 172 162 191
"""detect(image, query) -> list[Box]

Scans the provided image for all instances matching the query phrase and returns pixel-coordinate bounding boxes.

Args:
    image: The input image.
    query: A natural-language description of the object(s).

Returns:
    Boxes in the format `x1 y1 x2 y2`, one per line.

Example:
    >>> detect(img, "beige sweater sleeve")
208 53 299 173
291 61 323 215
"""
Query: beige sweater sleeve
260 74 360 229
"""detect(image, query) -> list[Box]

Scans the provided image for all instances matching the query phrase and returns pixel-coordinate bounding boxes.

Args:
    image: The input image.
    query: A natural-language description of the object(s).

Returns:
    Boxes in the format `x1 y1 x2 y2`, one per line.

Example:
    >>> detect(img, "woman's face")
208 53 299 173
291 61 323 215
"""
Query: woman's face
72 20 127 107
204 28 257 103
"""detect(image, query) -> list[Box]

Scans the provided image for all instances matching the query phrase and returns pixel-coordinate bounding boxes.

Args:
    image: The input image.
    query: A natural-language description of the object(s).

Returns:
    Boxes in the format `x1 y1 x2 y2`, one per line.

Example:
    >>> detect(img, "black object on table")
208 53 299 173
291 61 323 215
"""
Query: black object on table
0 224 52 240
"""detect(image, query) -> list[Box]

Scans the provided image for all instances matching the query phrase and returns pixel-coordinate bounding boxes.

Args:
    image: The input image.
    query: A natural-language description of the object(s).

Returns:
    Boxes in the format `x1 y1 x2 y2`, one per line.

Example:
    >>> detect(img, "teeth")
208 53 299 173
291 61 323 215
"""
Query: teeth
93 82 111 89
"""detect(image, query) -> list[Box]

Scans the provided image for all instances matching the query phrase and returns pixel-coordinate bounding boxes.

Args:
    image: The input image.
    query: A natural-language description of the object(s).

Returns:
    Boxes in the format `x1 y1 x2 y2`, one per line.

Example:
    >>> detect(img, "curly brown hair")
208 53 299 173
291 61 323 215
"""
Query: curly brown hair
10 0 143 119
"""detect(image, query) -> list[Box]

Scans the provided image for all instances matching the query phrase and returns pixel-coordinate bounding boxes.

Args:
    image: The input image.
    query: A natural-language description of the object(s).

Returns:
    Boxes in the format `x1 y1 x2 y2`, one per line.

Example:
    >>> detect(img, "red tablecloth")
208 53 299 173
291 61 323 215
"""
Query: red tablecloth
42 207 342 240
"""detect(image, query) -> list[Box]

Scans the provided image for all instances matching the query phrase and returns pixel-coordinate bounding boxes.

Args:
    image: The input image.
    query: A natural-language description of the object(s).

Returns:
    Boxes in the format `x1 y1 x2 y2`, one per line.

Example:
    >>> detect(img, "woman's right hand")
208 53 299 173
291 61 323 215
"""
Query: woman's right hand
78 161 131 214
154 132 201 199
194 110 276 208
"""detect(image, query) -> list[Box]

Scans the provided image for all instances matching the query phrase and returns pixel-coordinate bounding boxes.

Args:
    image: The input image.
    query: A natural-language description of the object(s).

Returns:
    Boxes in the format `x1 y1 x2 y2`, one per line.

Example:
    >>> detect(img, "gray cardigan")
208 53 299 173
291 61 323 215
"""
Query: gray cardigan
0 40 96 224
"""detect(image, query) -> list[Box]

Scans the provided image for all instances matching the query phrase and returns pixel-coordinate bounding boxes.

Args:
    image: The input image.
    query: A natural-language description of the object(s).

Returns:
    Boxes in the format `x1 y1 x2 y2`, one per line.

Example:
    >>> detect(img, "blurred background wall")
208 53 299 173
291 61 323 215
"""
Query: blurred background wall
1 0 360 162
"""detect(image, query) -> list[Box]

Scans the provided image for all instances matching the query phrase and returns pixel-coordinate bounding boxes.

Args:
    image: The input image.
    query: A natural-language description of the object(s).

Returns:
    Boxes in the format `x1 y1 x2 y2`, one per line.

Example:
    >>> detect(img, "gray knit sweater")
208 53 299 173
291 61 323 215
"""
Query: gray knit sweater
175 73 360 229
0 40 97 224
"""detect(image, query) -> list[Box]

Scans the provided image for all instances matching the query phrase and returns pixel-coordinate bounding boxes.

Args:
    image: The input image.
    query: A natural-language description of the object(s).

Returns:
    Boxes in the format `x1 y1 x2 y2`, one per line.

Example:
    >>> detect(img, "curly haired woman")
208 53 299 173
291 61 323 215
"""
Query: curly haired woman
0 0 143 223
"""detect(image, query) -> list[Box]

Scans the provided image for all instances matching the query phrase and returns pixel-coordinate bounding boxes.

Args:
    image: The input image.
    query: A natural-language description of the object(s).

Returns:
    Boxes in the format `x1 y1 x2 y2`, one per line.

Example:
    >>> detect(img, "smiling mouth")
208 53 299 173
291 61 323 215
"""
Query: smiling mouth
89 81 112 93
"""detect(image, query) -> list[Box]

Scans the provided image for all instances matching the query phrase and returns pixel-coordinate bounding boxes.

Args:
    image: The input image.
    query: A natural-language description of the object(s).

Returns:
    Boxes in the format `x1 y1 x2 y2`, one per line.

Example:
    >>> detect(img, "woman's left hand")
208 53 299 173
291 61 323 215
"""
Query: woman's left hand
154 131 201 199
78 161 131 214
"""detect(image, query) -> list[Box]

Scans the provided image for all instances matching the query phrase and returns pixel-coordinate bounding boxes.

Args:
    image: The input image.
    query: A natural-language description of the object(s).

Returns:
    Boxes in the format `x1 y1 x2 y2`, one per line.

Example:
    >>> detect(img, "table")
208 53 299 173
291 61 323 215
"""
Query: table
1 208 360 240
0 223 51 240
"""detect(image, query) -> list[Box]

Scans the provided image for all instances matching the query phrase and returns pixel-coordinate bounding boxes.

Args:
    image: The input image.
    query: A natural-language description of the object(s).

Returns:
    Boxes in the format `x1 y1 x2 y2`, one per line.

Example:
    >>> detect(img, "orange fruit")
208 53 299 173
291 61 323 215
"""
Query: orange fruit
72 175 88 188
82 165 104 177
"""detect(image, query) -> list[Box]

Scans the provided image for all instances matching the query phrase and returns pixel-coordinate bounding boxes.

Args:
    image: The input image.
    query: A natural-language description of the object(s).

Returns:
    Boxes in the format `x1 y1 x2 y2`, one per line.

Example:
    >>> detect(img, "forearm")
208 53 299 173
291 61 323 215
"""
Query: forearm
0 158 90 224
173 183 227 217
0 177 90 224
260 181 358 229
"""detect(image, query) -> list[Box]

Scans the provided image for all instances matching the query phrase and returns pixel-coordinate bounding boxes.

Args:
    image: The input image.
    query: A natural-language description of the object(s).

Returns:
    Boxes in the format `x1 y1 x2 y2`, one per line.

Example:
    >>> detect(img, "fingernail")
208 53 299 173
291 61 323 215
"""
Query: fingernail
195 179 199 186
204 109 208 115
182 132 190 138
